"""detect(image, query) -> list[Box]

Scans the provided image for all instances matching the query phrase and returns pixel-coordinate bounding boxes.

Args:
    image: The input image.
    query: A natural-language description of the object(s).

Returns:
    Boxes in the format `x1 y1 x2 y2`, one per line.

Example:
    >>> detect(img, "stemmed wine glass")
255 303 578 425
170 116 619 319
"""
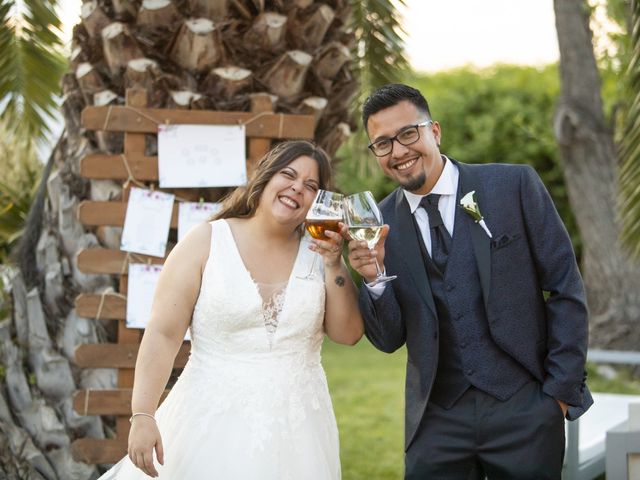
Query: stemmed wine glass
298 190 343 280
343 191 397 286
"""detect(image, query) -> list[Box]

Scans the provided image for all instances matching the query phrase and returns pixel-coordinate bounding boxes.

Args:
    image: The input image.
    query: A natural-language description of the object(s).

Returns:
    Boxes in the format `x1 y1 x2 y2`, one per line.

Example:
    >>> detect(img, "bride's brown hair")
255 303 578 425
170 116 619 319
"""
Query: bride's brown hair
213 140 332 220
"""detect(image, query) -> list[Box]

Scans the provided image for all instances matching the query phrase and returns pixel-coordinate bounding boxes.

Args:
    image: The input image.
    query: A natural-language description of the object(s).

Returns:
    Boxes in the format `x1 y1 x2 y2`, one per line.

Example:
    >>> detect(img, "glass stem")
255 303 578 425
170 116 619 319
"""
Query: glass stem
309 253 318 277
372 249 384 278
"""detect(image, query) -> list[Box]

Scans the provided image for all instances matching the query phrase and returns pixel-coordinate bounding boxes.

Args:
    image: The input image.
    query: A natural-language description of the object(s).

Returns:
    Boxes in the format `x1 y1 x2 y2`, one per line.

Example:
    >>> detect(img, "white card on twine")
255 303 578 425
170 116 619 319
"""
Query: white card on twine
126 263 162 329
178 202 222 242
121 187 174 258
158 124 247 188
126 263 191 341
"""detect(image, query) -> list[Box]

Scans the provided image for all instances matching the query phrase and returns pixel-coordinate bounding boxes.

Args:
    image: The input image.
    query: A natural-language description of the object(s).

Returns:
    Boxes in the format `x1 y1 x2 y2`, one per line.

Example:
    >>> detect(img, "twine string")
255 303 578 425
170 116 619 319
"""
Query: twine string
102 106 113 132
95 287 127 321
83 388 91 416
120 154 147 190
239 111 285 137
102 105 162 132
119 252 153 275
106 106 285 138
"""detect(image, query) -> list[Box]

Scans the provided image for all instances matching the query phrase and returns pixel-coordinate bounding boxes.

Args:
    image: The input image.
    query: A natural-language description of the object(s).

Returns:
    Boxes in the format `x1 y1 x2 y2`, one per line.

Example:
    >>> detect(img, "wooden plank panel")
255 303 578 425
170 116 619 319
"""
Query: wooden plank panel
76 293 126 320
72 389 170 415
74 343 190 368
82 106 315 139
80 153 158 180
71 438 127 464
77 248 165 274
78 201 179 228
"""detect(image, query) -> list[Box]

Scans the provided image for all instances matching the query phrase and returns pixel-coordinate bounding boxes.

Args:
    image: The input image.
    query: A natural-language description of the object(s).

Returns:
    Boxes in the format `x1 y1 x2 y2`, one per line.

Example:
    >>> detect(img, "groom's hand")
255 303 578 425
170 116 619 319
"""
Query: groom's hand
557 399 568 418
346 224 390 284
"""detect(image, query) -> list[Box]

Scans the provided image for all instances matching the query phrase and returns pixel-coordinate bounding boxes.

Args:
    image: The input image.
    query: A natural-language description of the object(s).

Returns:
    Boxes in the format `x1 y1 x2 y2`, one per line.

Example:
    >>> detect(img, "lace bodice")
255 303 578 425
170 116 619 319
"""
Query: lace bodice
188 219 325 361
257 281 288 348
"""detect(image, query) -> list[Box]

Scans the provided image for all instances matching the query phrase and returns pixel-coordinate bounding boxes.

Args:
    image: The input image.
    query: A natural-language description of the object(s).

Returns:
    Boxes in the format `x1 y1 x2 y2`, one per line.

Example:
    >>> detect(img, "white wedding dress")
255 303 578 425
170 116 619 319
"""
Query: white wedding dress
99 219 340 479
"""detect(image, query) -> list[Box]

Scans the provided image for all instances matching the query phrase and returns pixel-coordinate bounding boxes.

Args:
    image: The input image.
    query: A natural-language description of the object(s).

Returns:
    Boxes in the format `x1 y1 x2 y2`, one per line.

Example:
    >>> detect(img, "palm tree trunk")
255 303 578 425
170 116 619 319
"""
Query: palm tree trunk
4 0 359 477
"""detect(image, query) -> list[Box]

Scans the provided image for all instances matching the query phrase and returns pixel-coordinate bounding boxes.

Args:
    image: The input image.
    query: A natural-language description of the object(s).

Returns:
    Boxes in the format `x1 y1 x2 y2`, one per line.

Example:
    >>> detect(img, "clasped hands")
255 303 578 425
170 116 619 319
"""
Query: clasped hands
309 223 390 280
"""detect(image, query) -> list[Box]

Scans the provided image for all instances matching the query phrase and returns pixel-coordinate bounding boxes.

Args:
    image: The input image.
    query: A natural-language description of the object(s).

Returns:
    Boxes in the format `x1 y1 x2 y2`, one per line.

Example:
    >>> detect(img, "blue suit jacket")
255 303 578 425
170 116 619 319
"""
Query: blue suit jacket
360 160 593 450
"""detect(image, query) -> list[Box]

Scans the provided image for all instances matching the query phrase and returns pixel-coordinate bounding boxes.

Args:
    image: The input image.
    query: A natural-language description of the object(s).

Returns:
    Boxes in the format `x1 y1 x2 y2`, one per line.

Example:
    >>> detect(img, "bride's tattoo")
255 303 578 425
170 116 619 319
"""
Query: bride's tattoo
334 276 345 287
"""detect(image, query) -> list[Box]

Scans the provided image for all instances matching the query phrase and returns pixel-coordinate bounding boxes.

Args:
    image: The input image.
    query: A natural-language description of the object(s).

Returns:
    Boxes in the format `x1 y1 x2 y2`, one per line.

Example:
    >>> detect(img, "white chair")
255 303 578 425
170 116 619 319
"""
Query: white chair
563 349 640 480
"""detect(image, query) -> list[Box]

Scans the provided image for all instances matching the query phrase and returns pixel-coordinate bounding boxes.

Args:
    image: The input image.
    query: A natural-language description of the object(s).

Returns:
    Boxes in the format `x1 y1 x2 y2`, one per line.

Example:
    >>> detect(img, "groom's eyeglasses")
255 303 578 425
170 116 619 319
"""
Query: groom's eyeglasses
368 120 433 157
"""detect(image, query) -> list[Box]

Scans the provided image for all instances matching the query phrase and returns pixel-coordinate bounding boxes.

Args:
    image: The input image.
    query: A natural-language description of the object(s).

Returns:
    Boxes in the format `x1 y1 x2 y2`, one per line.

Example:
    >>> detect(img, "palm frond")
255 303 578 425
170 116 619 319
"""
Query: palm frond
350 0 411 92
338 1 411 183
619 0 640 258
0 0 66 141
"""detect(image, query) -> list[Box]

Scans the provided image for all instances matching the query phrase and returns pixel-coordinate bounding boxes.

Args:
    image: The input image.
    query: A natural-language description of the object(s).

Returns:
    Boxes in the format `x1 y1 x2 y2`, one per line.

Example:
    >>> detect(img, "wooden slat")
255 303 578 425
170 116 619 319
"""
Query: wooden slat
82 106 315 139
74 343 190 368
76 293 126 320
71 438 127 464
73 389 133 415
78 201 179 228
77 248 165 274
247 94 274 175
72 388 170 415
124 90 147 156
80 153 158 180
117 242 140 437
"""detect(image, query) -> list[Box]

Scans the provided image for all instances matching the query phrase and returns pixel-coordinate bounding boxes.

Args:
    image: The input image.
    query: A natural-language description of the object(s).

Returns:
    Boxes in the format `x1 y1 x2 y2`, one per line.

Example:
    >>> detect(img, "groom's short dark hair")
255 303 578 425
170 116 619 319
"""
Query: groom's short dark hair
362 84 431 131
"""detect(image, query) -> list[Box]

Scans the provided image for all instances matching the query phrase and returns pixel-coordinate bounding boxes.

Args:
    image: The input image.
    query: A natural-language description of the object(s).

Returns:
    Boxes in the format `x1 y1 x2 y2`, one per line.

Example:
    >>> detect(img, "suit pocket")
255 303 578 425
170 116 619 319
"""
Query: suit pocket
541 390 565 422
490 233 522 251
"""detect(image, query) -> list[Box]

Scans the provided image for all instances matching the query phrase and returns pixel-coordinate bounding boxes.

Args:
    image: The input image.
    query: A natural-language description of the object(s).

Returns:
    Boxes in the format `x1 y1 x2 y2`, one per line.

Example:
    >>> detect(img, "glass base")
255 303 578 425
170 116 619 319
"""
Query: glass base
365 274 397 287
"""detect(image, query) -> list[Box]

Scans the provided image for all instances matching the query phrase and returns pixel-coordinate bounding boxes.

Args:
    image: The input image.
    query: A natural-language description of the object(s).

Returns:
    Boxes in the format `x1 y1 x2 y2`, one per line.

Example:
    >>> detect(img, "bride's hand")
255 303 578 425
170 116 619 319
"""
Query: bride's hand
310 222 346 269
128 416 164 477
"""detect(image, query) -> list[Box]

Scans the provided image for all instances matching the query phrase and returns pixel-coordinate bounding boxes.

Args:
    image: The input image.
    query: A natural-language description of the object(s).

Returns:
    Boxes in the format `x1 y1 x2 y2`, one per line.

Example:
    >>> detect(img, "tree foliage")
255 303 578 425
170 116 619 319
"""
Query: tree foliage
0 118 42 262
0 0 65 140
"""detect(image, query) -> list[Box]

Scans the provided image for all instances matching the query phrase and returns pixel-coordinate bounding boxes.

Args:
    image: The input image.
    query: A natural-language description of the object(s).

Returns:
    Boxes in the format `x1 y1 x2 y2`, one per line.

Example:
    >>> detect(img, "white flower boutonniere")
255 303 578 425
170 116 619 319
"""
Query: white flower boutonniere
460 191 492 238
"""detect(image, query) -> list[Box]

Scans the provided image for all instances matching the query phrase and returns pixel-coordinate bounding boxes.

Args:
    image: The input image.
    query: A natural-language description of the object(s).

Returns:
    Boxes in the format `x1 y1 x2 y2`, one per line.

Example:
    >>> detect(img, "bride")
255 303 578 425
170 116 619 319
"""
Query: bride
98 140 363 479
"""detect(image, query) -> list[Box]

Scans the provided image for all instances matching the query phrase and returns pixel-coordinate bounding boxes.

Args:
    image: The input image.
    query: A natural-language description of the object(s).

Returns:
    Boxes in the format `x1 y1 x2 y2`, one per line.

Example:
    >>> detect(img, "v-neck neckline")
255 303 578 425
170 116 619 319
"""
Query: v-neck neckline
220 220 303 349
222 219 303 286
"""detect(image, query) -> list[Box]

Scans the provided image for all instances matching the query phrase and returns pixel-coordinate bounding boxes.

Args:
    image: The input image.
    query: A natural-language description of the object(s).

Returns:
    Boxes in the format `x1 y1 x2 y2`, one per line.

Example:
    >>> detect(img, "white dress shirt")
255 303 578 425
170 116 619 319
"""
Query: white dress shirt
367 156 459 296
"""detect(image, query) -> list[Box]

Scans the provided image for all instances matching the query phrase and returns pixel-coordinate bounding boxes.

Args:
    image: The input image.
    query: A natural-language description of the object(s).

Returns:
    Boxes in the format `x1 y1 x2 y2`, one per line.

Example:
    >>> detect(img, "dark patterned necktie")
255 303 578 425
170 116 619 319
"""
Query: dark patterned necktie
420 194 452 272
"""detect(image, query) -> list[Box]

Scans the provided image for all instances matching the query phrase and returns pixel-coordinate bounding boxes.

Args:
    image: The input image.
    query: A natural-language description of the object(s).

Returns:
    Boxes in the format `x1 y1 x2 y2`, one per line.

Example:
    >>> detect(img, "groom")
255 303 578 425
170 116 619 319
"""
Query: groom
347 84 593 479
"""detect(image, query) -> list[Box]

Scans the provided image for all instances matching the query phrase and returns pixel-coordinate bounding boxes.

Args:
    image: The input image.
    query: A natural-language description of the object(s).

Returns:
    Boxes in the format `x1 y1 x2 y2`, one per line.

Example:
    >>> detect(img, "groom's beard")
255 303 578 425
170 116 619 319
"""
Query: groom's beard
400 172 427 193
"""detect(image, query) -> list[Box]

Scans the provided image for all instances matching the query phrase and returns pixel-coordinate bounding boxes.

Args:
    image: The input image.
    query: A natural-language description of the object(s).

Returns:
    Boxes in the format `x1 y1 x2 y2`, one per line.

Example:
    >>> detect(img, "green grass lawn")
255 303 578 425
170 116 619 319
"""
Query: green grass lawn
322 338 406 479
322 338 640 479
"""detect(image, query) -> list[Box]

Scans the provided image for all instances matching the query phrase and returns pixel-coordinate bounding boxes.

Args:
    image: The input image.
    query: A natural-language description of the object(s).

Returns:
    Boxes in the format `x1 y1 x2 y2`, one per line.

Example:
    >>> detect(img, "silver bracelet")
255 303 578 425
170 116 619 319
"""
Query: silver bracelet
129 412 156 423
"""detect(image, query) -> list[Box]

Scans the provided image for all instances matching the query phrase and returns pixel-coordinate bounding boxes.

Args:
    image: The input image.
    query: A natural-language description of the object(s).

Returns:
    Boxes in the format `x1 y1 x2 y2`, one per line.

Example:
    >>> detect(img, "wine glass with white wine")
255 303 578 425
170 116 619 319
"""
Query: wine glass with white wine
343 191 397 286
298 190 344 280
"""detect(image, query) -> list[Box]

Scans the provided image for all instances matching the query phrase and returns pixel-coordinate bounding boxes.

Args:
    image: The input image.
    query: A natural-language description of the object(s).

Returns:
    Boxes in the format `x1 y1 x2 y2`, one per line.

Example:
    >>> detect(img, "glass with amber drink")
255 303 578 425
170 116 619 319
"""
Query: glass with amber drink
299 190 343 280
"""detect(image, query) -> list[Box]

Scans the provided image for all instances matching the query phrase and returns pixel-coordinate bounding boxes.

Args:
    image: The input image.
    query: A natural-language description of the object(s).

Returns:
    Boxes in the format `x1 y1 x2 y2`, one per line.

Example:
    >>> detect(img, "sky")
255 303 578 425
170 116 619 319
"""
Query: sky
400 0 559 72
57 0 561 73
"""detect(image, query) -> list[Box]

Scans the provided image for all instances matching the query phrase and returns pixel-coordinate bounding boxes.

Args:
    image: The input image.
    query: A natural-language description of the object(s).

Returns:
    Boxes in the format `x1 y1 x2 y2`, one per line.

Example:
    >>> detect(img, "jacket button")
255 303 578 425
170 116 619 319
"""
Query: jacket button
446 283 454 292
455 312 463 321
466 369 474 376
460 342 467 349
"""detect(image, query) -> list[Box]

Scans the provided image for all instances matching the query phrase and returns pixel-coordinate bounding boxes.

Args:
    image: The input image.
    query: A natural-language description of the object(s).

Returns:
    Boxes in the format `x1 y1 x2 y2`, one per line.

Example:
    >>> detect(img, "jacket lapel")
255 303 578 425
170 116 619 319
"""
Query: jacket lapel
455 161 491 310
394 190 437 317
